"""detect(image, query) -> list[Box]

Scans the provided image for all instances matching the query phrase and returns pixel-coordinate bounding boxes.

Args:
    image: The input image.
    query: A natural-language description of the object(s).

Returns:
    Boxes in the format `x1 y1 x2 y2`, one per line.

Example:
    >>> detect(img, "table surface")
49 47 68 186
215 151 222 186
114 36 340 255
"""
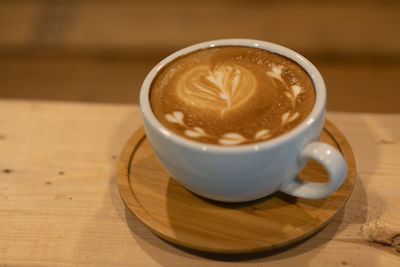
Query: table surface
0 100 399 266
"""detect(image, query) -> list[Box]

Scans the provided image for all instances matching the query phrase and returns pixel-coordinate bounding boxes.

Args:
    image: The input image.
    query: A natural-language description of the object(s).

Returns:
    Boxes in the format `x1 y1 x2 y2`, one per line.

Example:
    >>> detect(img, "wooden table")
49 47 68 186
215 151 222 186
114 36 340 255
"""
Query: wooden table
1 100 399 266
1 1 400 113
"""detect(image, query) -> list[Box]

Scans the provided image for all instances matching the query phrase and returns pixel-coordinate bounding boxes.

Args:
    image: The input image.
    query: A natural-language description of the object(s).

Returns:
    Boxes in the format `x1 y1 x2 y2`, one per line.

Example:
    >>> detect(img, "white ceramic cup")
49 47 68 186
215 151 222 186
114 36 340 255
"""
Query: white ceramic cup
140 39 347 202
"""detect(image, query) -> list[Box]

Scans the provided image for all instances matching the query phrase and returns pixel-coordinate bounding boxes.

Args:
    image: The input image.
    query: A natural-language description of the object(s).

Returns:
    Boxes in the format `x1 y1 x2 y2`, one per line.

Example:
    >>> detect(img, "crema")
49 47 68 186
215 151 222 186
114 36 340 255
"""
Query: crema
150 46 315 145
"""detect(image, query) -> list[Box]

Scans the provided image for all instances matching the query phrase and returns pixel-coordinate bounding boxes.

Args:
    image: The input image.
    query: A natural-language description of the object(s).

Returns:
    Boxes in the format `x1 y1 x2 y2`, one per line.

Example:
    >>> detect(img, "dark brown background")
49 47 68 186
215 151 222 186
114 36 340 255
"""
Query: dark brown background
1 0 399 113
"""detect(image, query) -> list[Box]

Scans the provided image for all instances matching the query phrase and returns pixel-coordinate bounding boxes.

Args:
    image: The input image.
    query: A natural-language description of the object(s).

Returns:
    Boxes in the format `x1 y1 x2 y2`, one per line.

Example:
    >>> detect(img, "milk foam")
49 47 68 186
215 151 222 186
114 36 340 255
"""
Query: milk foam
163 62 304 145
151 46 315 146
164 110 272 145
177 64 256 115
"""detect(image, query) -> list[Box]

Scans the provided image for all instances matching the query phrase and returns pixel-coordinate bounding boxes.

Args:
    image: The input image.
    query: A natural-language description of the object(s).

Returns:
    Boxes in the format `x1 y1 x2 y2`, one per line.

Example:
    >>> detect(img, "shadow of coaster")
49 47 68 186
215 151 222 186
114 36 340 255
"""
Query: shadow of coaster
117 119 356 254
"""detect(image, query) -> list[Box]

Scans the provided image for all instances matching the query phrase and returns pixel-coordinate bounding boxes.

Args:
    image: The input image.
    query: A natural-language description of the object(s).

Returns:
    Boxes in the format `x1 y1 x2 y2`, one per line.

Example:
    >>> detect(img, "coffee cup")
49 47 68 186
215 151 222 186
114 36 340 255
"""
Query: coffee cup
140 39 347 202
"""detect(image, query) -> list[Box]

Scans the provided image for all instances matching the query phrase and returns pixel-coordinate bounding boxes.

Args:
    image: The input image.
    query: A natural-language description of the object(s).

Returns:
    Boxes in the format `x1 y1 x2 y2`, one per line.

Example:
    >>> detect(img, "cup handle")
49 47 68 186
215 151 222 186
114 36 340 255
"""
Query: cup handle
280 142 347 199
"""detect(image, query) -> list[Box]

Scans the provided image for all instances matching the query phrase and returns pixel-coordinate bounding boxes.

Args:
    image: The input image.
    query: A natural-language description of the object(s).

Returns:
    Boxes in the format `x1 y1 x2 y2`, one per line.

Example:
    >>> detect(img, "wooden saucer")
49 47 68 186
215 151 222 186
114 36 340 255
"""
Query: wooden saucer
117 120 356 254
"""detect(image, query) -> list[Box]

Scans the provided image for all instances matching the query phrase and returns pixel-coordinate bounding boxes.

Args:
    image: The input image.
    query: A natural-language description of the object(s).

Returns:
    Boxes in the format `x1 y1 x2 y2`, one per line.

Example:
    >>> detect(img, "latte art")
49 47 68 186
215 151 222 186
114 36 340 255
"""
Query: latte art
164 64 303 145
177 64 256 114
164 110 272 145
150 46 315 146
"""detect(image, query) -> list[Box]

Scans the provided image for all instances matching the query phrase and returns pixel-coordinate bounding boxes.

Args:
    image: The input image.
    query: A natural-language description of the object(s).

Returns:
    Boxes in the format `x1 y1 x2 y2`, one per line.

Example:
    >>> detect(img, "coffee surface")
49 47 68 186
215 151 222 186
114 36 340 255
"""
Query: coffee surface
150 46 315 145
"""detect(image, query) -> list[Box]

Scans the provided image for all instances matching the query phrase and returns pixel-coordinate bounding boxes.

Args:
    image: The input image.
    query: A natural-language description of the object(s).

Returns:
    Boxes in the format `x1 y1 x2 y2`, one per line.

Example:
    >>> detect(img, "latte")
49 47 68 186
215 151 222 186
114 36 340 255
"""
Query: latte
149 46 315 145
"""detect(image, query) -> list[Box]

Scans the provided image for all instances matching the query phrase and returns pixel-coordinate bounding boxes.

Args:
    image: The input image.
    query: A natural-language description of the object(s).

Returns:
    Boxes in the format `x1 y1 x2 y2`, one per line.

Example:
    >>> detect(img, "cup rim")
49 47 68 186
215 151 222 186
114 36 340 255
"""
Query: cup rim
140 38 326 153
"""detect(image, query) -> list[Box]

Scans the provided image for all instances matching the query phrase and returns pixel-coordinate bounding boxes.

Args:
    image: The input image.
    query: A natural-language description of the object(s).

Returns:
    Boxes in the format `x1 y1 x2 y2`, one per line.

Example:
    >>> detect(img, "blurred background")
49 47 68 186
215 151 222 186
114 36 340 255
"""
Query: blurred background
0 0 399 113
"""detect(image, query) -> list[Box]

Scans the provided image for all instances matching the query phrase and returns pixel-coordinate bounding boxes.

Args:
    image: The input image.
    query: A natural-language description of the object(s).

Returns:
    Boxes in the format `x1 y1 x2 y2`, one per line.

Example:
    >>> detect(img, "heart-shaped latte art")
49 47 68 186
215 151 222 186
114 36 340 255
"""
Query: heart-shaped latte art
176 64 257 113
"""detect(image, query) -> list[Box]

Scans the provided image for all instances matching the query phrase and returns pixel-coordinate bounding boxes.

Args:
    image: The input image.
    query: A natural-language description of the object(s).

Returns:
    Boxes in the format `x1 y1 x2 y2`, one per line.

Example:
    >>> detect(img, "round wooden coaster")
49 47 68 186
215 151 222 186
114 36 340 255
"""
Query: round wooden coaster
117 120 356 254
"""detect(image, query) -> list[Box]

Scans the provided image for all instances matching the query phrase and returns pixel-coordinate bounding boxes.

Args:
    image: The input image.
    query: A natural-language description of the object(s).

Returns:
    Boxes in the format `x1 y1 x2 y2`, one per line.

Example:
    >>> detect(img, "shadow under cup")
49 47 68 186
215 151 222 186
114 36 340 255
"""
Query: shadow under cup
139 39 347 202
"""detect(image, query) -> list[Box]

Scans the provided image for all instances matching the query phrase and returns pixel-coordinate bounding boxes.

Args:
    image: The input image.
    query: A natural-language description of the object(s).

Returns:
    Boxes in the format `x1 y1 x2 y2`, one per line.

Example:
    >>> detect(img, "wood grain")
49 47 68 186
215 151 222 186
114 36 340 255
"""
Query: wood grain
117 122 356 253
0 1 400 112
0 100 399 266
2 0 399 54
0 54 399 112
